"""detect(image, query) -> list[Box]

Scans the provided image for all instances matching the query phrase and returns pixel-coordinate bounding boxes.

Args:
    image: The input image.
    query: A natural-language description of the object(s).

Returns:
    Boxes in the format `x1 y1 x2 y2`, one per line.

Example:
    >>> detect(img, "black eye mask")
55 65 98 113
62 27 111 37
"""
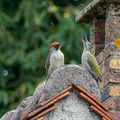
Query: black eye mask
55 44 60 50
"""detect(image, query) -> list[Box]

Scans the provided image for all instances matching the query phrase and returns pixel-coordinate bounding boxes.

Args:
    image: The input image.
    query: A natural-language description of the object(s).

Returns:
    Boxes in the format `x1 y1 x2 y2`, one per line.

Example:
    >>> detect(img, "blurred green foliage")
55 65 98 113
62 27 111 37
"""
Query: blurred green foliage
0 0 91 116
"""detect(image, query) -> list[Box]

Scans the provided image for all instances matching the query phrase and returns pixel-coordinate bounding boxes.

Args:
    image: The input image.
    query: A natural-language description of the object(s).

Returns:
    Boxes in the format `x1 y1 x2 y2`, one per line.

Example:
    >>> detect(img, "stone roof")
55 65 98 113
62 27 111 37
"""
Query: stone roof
76 0 120 23
20 83 112 120
0 65 113 120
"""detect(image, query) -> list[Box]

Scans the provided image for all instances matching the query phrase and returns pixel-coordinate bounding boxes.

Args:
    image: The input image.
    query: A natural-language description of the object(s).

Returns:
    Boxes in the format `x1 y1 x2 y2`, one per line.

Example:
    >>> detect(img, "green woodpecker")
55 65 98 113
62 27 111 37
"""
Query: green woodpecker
45 41 64 77
81 37 102 84
42 41 64 94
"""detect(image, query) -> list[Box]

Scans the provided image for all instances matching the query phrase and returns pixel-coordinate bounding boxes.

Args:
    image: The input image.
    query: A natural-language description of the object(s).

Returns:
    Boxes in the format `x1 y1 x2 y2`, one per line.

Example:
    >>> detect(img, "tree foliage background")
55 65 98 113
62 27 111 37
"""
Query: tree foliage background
0 0 91 116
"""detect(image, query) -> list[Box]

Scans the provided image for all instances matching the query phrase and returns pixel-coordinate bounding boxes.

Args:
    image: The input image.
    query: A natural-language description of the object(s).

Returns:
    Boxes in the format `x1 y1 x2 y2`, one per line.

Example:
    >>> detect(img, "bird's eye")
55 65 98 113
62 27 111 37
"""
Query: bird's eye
54 44 59 50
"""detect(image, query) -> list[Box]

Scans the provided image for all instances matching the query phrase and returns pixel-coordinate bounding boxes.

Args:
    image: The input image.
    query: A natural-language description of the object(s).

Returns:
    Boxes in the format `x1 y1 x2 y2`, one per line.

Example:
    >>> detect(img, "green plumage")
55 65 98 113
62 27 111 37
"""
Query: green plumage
86 52 102 82
81 37 102 84
45 50 52 76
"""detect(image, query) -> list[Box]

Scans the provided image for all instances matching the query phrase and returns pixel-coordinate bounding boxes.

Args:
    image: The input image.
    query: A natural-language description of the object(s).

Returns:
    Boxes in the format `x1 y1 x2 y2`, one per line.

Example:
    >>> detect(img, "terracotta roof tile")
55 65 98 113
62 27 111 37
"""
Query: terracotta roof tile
90 105 111 120
39 86 72 106
37 117 44 120
101 117 107 120
78 92 112 120
20 82 113 120
71 83 107 111
37 92 45 104
31 106 57 120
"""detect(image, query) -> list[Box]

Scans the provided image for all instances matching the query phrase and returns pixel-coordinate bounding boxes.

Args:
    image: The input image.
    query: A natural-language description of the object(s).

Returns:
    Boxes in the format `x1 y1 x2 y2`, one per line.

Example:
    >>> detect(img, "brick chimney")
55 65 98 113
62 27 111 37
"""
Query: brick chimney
76 0 120 119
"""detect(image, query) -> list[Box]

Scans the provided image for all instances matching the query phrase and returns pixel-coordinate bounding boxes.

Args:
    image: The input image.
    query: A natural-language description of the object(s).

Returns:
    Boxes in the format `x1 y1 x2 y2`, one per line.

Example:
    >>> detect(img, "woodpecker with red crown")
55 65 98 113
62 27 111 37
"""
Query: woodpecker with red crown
45 41 64 77
43 42 64 92
37 42 64 103
45 42 64 76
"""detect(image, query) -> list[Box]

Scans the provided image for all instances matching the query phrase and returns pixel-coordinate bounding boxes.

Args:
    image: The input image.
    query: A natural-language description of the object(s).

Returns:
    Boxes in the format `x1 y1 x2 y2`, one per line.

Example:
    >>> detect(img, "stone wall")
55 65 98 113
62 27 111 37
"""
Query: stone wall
92 3 120 120
82 1 120 119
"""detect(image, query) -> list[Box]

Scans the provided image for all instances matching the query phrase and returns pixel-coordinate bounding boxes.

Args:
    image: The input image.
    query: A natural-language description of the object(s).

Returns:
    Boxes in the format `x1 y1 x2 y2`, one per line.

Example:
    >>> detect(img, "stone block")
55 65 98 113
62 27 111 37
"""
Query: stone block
105 28 120 43
101 84 109 102
100 56 120 76
109 111 120 120
103 97 118 110
109 71 120 83
106 18 120 29
101 84 120 102
102 72 109 86
102 71 120 86
104 44 120 59
109 59 120 70
109 85 120 97
96 51 104 64
104 45 113 60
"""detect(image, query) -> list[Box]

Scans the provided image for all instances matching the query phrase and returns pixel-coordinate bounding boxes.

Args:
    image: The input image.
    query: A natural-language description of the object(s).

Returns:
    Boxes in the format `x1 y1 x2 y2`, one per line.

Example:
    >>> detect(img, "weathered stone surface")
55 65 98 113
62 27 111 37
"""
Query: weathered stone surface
103 97 120 110
103 44 117 60
105 28 120 43
109 59 120 69
101 85 120 102
109 111 120 120
19 81 46 117
43 65 101 120
100 56 120 75
33 81 46 100
10 96 36 120
44 65 101 101
1 65 101 120
0 110 15 120
96 51 104 64
106 18 120 29
18 96 35 109
44 91 100 120
101 84 109 102
102 71 120 86
109 86 120 97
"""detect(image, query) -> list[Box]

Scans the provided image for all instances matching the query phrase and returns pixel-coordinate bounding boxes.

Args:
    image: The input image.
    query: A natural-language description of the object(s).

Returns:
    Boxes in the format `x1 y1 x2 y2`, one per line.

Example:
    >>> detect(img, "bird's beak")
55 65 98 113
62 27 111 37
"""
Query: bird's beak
81 39 85 43
59 42 64 48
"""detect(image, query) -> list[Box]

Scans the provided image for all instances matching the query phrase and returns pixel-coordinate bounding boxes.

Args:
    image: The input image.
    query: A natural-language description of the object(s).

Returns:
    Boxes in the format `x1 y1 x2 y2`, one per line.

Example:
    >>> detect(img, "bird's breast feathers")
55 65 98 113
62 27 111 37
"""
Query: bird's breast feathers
49 50 64 69
82 51 101 75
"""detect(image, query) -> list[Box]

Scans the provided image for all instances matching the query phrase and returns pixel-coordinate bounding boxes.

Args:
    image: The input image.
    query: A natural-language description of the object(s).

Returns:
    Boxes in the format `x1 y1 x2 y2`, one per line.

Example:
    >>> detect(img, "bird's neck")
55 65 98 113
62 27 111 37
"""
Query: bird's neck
56 49 61 54
50 48 61 53
83 42 88 52
83 47 89 52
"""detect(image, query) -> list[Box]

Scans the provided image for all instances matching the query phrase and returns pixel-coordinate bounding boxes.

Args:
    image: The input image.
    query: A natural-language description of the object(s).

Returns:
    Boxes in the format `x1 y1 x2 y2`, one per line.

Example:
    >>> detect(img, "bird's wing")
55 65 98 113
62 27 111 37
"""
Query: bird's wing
86 52 101 77
45 51 52 76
